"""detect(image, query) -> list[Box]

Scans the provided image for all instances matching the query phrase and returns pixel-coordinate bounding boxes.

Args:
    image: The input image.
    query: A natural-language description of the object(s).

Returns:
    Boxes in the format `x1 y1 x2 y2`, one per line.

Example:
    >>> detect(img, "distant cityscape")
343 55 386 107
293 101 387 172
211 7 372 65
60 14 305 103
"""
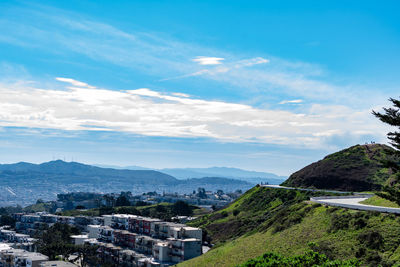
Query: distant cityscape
0 160 284 207
0 184 247 266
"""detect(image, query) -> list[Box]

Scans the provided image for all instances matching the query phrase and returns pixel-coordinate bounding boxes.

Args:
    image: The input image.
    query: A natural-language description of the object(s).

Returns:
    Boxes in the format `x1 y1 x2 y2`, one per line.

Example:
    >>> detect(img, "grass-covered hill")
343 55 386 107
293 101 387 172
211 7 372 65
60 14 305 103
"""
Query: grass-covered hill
282 144 397 192
179 186 400 267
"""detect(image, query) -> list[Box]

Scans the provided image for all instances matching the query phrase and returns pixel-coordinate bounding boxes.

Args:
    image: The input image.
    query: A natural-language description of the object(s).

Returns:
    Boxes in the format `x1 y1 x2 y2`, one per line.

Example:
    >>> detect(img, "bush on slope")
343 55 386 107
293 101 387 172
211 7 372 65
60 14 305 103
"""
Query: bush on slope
238 251 359 267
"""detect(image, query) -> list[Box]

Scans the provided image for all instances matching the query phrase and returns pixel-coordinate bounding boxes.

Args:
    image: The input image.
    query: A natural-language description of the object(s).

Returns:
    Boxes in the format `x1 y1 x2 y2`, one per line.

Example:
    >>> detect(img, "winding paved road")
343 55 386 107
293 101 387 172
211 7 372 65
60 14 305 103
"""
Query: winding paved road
261 184 400 214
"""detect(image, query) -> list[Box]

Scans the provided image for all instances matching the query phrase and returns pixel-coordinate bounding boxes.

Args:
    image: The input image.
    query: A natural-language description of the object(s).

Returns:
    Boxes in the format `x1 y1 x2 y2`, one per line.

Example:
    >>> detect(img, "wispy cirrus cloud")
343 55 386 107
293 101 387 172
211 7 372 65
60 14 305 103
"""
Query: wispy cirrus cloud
160 56 270 81
279 99 303 104
0 4 377 107
56 77 96 89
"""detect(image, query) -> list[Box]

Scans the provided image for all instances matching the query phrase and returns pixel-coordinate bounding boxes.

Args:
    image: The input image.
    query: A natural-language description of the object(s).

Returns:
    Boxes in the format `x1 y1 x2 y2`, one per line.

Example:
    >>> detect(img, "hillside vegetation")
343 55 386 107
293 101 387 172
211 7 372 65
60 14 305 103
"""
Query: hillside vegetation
179 187 400 267
360 195 400 208
58 202 205 220
238 251 359 266
282 144 396 191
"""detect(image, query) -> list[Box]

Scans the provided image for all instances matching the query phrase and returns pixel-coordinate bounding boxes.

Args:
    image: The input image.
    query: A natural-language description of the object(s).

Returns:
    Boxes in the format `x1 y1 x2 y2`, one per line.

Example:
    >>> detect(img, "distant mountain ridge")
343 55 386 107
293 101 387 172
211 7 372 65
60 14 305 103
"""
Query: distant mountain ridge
160 167 286 180
94 164 286 185
0 160 177 184
282 144 397 191
0 160 253 206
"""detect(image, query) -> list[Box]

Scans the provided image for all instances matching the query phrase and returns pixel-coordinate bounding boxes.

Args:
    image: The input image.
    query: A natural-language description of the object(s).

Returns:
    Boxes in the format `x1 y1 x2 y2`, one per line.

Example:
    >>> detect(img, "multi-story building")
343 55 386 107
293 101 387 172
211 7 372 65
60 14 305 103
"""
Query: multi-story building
112 230 137 249
111 214 137 230
153 238 202 264
86 225 102 239
0 229 37 252
0 248 48 267
98 226 114 242
56 216 74 225
134 235 156 255
129 216 161 235
10 212 203 266
102 215 113 227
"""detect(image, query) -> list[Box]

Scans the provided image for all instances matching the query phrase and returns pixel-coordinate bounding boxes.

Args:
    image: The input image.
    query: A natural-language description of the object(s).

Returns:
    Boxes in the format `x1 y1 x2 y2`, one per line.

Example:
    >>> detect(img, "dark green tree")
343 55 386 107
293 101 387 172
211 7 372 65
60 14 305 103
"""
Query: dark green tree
172 200 193 216
75 244 100 267
373 97 400 204
0 215 16 228
115 195 131 207
197 187 206 198
35 223 80 260
373 97 400 152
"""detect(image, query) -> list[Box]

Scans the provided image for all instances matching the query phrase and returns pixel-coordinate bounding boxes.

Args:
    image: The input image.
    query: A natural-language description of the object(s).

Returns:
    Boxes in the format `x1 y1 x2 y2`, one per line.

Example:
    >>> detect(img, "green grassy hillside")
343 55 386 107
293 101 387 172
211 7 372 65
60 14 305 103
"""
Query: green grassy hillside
282 144 396 192
359 195 400 208
179 187 400 267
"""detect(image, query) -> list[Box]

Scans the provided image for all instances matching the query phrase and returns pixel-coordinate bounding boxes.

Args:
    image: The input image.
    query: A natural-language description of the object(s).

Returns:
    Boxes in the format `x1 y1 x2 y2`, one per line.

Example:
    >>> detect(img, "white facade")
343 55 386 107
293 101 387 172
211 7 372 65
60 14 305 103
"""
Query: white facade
86 225 102 238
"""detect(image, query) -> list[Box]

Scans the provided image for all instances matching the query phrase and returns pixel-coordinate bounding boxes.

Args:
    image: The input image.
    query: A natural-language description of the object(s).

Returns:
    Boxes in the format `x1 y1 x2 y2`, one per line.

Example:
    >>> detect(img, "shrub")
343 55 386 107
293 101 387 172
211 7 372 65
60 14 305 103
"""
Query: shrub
358 230 383 250
238 250 360 267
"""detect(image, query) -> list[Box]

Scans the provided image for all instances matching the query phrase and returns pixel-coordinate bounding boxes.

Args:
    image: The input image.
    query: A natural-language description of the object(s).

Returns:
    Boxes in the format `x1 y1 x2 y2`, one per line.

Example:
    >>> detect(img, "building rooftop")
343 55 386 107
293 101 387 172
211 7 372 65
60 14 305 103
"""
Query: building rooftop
1 249 49 261
70 234 89 239
87 224 101 228
182 226 201 231
40 261 78 267
0 243 11 251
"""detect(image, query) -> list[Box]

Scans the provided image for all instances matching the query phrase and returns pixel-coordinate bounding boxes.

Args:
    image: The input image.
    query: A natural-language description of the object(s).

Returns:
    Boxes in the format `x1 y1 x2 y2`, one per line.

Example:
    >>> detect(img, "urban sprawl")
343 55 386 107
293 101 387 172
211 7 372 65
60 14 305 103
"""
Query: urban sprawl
0 212 203 267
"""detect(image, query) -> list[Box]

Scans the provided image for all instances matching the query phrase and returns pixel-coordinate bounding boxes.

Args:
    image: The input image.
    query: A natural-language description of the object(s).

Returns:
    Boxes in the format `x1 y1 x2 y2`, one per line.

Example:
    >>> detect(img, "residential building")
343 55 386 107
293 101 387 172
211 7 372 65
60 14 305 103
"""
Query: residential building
0 248 48 267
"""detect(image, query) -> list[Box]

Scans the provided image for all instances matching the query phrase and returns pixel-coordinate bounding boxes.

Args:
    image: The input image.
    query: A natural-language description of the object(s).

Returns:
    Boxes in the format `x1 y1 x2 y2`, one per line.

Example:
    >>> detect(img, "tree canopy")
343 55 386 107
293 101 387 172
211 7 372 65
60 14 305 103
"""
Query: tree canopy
373 97 400 204
373 97 400 153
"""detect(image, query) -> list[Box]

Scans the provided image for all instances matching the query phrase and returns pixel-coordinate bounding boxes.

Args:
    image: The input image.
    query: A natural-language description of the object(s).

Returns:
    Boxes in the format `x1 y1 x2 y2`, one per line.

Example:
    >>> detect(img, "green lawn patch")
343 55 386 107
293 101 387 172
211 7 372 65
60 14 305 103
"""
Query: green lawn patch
360 195 400 208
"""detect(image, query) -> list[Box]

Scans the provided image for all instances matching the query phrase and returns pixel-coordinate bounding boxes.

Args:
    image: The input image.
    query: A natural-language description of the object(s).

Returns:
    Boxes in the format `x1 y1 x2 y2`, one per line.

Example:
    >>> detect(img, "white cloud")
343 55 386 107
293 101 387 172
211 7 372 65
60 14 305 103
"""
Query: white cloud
234 57 269 67
172 92 190 98
192 56 224 65
56 77 96 89
279 99 303 104
0 79 388 149
162 57 270 81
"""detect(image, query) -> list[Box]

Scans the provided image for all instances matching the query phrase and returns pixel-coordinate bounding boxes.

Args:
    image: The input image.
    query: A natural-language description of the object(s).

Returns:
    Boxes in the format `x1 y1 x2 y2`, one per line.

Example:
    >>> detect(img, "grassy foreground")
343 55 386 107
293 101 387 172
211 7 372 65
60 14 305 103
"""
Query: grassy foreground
179 187 400 267
360 195 400 208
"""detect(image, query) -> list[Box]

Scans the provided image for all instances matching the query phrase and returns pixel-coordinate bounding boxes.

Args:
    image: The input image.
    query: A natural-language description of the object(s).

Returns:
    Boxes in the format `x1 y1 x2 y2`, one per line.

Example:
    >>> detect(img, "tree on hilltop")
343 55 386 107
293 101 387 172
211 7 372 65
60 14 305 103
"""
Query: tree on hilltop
373 97 400 153
373 97 400 204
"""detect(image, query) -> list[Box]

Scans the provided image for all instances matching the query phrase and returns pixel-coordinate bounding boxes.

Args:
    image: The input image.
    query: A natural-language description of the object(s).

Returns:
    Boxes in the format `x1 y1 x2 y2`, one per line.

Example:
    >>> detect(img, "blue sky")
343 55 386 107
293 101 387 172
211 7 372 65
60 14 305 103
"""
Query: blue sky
0 0 399 175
